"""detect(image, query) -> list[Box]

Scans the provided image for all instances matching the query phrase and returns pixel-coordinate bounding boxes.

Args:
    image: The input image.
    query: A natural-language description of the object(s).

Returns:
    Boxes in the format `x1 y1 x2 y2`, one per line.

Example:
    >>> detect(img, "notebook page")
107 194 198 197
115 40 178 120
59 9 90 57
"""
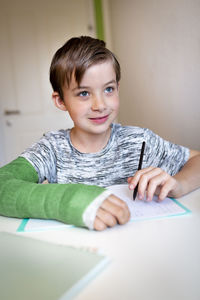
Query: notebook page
107 184 190 221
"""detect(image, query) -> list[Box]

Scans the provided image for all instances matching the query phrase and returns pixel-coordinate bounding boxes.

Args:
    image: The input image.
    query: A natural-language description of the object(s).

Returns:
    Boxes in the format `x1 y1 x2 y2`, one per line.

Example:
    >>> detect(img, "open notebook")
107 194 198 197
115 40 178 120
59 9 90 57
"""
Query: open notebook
0 232 109 300
17 184 191 232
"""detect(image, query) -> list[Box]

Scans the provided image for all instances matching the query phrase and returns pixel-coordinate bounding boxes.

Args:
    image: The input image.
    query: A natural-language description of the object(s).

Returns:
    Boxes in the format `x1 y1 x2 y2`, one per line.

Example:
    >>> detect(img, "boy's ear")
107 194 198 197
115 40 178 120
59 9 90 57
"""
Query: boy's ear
52 92 67 111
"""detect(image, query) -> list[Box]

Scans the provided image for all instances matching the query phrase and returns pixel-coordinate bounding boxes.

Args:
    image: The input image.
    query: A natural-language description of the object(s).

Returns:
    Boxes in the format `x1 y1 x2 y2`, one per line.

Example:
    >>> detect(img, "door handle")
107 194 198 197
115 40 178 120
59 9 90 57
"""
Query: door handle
4 110 21 115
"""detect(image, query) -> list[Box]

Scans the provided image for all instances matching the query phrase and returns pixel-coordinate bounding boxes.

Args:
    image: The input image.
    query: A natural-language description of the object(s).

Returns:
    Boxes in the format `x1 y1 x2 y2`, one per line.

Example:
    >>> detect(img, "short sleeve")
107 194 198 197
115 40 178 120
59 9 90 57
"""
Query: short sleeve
144 128 190 176
20 133 57 183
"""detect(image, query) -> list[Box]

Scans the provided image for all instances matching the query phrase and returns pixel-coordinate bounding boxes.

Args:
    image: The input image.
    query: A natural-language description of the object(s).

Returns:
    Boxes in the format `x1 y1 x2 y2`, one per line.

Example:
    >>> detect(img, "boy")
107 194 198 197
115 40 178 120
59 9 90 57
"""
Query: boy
0 36 200 231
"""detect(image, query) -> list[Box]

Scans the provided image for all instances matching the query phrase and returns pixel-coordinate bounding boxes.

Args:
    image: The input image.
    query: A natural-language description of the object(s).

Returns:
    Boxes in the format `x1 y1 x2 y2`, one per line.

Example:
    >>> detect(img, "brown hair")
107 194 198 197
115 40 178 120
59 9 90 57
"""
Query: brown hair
49 36 121 100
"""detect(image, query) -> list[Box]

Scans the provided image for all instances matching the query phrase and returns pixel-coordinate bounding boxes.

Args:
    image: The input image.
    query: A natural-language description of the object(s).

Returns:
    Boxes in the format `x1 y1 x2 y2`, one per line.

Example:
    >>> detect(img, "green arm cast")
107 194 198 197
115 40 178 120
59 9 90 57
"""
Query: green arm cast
0 157 105 227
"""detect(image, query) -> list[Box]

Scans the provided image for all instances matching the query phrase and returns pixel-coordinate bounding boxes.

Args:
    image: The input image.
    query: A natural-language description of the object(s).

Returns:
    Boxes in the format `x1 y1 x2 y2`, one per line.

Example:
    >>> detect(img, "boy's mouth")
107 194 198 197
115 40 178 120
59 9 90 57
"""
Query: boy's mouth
89 115 109 124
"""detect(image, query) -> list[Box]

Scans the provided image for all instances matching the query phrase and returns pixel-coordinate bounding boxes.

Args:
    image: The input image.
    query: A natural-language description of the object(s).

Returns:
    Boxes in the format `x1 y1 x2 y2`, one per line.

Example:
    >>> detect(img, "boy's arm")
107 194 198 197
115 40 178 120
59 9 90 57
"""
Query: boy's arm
128 149 200 201
0 157 130 230
171 150 200 197
0 157 105 228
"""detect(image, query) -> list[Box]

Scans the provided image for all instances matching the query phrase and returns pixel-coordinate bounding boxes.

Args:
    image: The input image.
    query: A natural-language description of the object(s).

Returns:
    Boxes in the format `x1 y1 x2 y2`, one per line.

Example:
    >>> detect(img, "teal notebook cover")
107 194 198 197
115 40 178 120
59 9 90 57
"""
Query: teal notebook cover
0 232 109 300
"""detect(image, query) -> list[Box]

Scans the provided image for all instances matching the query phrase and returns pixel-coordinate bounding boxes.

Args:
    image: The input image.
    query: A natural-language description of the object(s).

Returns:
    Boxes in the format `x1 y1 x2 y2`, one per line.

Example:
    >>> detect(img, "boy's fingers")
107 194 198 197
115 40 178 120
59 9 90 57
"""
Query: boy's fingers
94 216 107 231
129 167 173 200
96 207 117 227
127 177 132 183
101 196 130 225
158 177 178 201
134 167 162 199
107 194 129 208
94 195 130 231
144 171 170 201
128 167 155 189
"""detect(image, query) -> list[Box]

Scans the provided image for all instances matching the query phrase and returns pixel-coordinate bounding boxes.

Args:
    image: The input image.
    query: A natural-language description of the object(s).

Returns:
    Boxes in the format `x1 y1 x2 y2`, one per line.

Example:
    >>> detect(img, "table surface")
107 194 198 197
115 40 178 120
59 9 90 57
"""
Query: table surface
1 188 200 300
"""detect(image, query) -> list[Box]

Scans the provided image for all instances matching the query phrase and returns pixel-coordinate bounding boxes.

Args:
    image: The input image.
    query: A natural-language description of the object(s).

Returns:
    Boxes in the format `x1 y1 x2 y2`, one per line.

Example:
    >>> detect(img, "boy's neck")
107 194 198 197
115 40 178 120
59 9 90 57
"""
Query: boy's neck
70 127 111 153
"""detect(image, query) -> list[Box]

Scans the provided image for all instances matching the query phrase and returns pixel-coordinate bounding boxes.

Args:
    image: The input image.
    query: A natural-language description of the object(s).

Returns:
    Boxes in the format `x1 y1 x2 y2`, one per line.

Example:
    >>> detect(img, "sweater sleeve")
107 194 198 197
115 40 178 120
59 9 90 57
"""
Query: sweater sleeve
0 157 105 228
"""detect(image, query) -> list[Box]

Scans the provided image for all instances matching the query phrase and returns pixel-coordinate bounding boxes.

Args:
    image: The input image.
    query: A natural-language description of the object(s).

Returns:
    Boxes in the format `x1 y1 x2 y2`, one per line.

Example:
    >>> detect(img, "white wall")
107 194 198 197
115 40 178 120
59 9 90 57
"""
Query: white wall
0 116 5 166
0 0 95 166
107 0 200 149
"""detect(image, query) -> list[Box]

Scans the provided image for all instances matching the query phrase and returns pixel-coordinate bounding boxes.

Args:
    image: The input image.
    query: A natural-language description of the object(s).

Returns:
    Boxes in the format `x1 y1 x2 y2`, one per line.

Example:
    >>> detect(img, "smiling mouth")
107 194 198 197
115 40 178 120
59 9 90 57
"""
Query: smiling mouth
89 115 109 124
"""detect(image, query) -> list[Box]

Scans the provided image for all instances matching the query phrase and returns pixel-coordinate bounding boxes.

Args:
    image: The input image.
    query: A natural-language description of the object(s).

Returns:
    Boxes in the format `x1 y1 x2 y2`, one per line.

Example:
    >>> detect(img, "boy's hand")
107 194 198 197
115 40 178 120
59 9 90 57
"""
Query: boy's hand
128 167 180 202
94 195 130 231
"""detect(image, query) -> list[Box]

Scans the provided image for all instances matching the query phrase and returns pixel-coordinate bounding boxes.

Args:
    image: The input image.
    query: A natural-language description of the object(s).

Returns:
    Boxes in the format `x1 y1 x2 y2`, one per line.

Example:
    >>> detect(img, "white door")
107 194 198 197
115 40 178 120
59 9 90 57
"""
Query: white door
0 0 95 166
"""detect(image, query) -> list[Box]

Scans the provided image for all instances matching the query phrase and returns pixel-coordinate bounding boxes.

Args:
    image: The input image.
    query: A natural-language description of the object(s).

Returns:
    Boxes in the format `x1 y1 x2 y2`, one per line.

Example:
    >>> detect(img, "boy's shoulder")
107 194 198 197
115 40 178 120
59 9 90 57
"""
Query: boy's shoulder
113 123 146 137
41 129 70 143
31 129 71 151
44 129 68 138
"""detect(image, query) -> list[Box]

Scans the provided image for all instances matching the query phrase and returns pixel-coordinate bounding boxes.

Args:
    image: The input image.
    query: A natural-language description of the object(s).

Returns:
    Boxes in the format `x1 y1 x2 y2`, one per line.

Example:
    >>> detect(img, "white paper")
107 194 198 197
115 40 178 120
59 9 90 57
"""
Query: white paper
107 184 190 221
24 219 72 231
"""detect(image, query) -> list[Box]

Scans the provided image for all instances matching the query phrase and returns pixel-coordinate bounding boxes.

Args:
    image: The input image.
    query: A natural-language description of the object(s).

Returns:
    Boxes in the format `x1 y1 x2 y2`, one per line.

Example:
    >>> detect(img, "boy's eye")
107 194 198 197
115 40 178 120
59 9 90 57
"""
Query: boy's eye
105 86 114 94
79 91 89 97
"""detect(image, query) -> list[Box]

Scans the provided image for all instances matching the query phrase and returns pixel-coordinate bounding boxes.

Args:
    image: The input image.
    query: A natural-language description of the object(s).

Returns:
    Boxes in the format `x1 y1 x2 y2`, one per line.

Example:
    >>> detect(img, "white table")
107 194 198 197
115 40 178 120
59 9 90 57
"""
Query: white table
1 188 200 300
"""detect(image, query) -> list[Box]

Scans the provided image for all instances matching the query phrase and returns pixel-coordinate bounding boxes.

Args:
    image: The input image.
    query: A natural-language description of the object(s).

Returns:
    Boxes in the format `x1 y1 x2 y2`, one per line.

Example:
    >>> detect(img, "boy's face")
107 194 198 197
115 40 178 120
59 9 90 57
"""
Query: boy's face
52 60 119 140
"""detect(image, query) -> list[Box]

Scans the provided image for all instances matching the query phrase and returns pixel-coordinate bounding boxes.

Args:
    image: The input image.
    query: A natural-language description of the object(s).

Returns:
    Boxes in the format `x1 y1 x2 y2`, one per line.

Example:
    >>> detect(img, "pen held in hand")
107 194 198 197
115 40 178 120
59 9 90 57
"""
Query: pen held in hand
133 141 146 200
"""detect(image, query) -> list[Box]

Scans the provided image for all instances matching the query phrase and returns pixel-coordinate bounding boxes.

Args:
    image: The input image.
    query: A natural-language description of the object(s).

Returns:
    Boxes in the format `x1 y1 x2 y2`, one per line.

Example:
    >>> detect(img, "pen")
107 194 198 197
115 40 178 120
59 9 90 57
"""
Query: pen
133 141 146 200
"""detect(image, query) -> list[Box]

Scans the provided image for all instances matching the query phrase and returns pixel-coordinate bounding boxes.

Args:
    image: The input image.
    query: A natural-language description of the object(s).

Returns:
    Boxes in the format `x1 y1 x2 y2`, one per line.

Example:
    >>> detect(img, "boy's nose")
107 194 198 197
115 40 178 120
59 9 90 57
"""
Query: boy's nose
91 95 106 111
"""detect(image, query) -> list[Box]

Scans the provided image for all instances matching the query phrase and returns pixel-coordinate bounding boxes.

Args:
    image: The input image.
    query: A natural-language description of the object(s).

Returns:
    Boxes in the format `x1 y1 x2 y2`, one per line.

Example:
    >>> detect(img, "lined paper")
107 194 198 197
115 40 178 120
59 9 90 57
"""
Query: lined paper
107 184 191 221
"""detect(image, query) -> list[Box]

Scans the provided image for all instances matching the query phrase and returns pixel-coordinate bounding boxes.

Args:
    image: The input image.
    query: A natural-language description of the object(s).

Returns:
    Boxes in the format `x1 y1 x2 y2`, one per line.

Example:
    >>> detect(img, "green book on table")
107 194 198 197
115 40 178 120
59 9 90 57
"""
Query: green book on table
0 232 109 300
